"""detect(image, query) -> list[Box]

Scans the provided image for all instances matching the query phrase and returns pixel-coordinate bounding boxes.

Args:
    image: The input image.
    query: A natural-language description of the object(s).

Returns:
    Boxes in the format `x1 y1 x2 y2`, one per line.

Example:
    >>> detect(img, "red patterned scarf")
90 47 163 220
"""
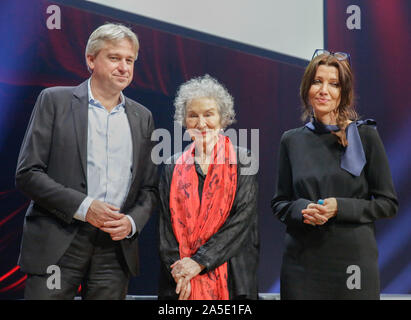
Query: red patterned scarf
169 135 237 300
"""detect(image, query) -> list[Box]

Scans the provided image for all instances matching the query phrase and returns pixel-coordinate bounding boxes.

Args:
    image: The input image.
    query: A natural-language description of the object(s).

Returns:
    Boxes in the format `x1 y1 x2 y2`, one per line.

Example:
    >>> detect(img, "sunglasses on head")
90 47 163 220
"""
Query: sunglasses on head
311 49 351 65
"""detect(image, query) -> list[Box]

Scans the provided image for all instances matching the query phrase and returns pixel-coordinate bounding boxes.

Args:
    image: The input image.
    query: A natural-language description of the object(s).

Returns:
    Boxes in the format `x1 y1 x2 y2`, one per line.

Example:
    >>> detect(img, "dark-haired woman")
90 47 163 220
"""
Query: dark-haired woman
271 50 398 299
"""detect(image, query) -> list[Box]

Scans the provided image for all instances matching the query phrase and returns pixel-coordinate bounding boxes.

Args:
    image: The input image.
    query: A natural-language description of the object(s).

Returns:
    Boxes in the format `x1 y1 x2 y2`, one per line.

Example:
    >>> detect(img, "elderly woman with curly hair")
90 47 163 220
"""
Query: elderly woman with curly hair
158 74 259 300
271 50 398 299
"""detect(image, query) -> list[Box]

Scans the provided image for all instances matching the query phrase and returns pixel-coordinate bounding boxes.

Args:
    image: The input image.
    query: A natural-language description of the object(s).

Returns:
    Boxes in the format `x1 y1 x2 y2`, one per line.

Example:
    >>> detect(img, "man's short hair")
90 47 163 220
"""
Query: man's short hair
85 23 139 72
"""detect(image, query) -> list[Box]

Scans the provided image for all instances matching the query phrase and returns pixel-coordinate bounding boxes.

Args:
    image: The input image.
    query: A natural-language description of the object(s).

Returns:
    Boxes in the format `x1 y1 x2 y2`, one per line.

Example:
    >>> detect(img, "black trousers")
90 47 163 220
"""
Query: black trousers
24 222 130 300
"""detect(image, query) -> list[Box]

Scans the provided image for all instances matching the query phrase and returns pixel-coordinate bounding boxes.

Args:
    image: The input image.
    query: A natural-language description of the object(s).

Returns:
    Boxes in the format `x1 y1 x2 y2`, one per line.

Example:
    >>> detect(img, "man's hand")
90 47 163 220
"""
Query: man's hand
86 200 131 241
85 199 122 228
100 216 132 241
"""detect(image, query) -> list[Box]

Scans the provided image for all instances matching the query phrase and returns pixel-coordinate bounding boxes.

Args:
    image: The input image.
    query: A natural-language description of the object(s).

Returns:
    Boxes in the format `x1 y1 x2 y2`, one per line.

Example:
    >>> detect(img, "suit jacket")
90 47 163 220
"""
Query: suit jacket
16 80 158 276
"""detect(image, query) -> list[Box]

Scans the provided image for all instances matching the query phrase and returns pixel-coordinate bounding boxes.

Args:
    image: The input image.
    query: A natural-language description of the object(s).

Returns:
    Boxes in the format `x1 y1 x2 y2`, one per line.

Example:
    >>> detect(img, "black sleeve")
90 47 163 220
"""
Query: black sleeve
15 89 86 224
191 160 259 272
335 126 398 223
271 132 311 228
158 163 180 272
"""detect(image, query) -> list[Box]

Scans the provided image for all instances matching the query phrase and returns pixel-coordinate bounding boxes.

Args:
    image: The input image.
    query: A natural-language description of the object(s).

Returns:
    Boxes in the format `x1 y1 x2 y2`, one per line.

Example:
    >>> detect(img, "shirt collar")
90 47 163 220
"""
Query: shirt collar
87 78 125 111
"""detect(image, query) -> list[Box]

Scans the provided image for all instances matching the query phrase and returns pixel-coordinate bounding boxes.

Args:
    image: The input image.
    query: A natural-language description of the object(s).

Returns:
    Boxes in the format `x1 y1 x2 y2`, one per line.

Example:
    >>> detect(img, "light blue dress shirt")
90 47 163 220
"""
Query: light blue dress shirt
74 79 136 237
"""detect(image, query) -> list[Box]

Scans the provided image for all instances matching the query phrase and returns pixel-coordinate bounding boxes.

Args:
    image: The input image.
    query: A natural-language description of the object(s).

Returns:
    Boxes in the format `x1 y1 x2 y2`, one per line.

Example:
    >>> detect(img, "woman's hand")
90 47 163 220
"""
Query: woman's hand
171 257 205 281
170 257 205 299
301 197 338 226
175 277 191 300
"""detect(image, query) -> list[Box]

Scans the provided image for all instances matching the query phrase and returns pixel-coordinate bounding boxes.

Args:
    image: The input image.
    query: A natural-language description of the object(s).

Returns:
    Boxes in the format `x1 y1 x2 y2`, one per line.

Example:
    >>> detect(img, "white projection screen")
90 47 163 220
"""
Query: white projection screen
86 0 324 61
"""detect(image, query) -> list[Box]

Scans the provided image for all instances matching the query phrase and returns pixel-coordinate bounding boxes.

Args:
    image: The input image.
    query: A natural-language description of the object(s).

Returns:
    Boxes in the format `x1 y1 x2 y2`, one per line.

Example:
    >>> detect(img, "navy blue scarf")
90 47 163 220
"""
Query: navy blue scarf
305 118 376 176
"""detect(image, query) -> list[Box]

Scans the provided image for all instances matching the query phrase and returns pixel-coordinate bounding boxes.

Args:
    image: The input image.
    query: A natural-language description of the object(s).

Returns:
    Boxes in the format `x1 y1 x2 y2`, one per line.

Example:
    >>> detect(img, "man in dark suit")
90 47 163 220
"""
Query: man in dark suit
15 23 158 299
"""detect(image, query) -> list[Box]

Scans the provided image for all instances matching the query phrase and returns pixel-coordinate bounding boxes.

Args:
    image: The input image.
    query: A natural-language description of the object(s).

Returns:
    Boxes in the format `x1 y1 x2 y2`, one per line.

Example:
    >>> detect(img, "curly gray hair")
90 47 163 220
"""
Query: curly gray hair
174 74 236 129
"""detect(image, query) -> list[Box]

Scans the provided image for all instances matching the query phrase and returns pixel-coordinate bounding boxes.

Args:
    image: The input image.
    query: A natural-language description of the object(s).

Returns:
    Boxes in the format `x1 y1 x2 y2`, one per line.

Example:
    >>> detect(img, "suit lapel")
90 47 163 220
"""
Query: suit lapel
125 100 141 184
71 81 89 181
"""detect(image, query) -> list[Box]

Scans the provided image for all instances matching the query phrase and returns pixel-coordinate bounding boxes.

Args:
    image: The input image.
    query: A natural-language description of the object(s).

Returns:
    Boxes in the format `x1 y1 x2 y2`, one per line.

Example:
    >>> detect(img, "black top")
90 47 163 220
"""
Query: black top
158 147 259 299
271 123 398 299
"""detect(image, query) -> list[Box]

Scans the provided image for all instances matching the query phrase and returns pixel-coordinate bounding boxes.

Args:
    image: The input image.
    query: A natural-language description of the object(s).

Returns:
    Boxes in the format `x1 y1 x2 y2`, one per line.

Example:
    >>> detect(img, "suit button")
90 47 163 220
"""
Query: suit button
80 182 86 188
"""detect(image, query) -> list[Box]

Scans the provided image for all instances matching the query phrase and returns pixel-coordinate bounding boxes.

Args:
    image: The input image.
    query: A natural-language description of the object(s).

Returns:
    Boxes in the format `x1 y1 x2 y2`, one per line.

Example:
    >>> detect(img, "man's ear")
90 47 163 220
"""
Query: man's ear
86 54 95 71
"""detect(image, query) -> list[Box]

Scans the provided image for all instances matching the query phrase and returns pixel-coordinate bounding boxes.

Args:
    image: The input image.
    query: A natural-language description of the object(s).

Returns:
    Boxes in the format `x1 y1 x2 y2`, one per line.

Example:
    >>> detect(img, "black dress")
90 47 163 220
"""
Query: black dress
271 123 398 299
158 147 259 300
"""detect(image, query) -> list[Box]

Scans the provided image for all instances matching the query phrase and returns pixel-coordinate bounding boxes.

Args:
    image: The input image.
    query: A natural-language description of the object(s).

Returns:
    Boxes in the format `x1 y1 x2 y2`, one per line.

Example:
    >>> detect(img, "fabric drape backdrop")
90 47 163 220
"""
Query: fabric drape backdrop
0 0 409 298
